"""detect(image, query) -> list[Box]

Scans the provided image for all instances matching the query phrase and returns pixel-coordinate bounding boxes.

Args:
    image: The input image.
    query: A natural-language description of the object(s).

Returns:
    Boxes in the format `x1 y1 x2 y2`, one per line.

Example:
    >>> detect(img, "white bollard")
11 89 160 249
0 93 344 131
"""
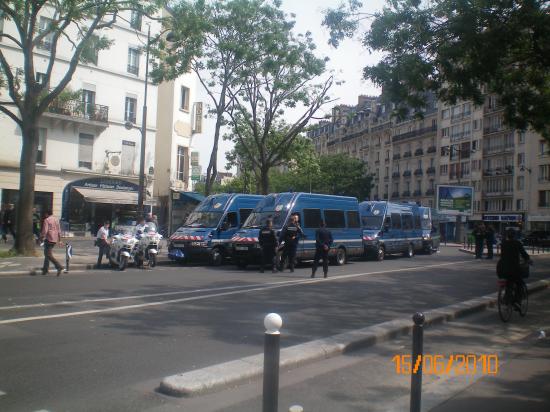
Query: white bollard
289 406 304 412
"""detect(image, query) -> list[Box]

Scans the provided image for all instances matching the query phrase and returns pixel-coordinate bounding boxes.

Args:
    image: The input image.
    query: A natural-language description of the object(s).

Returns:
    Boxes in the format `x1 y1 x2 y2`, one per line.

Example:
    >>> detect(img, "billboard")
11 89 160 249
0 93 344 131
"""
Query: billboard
436 185 473 216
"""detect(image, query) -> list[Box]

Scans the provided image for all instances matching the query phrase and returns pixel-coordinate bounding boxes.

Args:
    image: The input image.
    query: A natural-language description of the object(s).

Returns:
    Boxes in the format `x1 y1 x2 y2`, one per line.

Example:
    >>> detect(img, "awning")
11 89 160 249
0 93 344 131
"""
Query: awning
74 187 155 205
172 190 205 203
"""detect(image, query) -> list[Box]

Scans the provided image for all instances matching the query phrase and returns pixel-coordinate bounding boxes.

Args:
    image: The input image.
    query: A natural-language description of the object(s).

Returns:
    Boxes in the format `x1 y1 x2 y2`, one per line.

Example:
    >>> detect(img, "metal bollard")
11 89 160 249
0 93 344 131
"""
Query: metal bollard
289 406 304 412
410 312 425 412
463 236 466 249
65 243 72 273
263 313 282 412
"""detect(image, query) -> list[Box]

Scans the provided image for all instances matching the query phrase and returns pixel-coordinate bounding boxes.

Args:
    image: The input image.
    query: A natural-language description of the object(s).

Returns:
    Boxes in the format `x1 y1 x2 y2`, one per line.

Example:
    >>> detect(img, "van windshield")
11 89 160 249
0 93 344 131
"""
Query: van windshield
184 212 223 228
362 216 383 230
243 211 287 229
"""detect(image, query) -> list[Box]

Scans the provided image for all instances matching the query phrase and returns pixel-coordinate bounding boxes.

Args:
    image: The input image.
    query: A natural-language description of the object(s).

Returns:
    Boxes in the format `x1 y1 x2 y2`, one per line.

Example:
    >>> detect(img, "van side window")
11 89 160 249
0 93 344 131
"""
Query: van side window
324 210 345 228
414 215 421 230
226 212 238 228
303 208 322 228
391 213 402 229
384 216 391 228
402 214 413 230
346 211 360 228
239 208 253 223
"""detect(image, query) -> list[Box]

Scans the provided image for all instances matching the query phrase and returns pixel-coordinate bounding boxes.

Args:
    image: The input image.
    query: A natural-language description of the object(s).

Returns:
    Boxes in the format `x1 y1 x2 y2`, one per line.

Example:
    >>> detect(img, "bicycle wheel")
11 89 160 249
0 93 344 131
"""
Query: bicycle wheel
519 282 529 317
498 286 513 322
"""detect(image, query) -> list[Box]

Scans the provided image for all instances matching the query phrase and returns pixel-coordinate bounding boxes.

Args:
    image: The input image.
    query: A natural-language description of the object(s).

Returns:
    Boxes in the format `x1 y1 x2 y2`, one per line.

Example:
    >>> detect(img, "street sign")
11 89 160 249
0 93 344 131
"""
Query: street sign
436 185 473 216
191 165 201 181
191 151 199 166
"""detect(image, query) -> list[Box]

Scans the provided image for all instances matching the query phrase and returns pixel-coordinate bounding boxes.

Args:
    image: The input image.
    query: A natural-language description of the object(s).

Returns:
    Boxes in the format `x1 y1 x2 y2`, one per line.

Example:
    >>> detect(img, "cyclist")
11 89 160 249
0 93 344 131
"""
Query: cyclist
497 229 531 309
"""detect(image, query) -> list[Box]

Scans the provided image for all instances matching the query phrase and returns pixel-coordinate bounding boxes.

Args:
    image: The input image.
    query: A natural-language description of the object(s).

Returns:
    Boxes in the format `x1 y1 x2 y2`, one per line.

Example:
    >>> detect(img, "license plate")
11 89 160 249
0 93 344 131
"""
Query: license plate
235 246 249 251
191 241 205 247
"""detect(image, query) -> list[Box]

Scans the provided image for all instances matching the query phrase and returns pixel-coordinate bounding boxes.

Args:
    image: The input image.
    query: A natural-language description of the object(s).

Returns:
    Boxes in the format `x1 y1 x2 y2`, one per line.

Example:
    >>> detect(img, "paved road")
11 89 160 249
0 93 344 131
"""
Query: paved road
0 248 549 411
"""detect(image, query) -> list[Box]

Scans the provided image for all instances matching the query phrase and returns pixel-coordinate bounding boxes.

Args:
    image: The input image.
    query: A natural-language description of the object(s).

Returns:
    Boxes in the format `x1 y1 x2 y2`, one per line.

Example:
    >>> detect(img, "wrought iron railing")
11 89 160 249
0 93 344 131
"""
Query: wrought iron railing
47 99 109 123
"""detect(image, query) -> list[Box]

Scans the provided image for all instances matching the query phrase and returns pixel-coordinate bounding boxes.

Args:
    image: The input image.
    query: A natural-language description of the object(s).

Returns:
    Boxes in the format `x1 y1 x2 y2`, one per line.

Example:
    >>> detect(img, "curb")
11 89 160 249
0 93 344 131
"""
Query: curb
158 278 550 398
459 248 550 256
0 258 176 277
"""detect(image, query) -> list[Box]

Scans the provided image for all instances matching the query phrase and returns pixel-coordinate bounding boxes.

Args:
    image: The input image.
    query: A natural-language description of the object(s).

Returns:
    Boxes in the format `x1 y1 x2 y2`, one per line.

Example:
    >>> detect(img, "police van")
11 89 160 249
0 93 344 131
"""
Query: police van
360 201 437 261
168 193 264 265
231 192 363 267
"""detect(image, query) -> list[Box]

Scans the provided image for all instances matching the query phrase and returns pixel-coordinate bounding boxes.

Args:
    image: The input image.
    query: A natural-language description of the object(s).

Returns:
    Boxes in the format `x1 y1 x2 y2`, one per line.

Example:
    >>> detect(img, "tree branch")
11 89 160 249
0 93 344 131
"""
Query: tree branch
0 49 22 110
0 33 23 48
0 105 22 127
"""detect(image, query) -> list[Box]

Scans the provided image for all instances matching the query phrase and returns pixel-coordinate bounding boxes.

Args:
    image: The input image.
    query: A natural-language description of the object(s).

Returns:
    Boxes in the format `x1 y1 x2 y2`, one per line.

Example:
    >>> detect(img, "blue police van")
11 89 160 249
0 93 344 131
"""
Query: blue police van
168 193 264 265
360 201 439 261
231 192 363 267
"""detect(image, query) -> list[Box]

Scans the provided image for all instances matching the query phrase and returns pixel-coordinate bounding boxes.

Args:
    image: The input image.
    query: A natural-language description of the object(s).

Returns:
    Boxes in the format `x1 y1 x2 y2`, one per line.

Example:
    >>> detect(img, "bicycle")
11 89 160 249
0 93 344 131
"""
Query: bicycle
497 278 528 322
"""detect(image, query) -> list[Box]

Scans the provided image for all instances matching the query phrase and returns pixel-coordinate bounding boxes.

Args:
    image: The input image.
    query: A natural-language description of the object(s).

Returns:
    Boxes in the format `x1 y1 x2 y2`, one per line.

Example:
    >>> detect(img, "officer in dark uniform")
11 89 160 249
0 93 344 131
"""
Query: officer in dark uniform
279 214 304 272
259 218 278 273
311 221 333 278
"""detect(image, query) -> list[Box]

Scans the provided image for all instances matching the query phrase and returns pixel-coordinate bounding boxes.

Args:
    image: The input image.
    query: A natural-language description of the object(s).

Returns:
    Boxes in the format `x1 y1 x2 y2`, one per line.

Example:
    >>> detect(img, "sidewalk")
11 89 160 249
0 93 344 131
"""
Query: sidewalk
170 289 550 412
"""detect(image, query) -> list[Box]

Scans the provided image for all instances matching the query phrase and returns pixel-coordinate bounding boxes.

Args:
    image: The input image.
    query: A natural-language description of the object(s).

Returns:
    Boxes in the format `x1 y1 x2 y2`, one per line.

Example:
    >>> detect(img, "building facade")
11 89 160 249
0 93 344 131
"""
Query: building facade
307 94 550 236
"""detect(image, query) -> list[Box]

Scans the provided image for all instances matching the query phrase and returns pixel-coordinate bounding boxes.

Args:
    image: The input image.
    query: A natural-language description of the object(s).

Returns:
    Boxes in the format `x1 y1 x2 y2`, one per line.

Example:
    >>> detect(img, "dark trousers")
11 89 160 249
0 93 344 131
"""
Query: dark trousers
312 247 329 277
260 246 276 272
486 240 494 258
43 241 62 272
97 243 110 267
475 237 484 258
6 224 15 240
281 243 297 271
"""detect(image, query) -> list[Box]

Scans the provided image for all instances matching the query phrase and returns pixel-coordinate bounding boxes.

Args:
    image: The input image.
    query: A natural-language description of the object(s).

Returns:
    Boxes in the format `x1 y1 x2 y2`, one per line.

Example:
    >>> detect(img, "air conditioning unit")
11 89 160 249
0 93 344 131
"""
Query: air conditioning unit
104 153 121 174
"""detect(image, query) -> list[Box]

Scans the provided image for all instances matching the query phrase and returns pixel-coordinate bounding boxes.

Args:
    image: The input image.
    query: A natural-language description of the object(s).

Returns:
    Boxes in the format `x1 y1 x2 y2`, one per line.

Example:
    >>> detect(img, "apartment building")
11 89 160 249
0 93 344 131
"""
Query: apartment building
307 93 550 235
0 8 201 234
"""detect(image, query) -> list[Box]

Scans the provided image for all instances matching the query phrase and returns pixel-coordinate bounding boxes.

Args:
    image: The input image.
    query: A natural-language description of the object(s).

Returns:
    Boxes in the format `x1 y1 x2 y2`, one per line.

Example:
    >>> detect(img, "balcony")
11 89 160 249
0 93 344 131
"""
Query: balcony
392 125 438 143
385 158 390 164
426 188 435 196
392 191 400 198
426 166 436 175
403 151 412 158
374 160 380 165
127 64 139 75
392 172 401 178
403 170 412 177
427 146 437 153
402 190 411 197
414 148 424 156
393 153 401 160
384 175 390 181
44 99 109 127
414 168 424 176
383 193 388 199
413 190 422 197
384 140 392 146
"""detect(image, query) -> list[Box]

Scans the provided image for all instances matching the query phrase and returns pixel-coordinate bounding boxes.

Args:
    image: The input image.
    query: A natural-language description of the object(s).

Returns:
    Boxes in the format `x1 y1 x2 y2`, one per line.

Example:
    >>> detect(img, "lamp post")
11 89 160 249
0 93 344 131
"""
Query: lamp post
125 23 151 216
520 166 532 231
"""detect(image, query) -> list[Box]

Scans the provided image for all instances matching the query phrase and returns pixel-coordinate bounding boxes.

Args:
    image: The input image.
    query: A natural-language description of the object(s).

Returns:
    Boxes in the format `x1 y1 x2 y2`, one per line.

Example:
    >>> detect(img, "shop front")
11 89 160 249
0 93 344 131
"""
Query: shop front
482 213 524 234
62 177 154 235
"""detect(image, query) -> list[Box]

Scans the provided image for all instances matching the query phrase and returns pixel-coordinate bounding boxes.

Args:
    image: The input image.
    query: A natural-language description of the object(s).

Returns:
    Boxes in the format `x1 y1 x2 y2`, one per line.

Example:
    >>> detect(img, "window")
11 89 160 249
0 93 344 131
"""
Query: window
473 119 481 130
463 102 471 116
517 153 525 166
440 164 448 175
180 86 190 111
517 176 524 190
239 209 253 223
130 10 142 30
125 96 137 124
176 145 186 181
414 215 421 229
540 141 548 156
225 212 238 228
324 210 345 228
38 17 53 50
402 214 413 230
539 191 550 207
303 208 322 228
78 133 93 169
346 211 360 228
416 180 422 191
539 165 550 182
518 131 526 144
441 109 449 119
121 140 136 175
391 213 402 229
127 48 140 75
80 34 99 65
516 199 524 211
82 89 95 118
36 72 47 87
37 128 47 164
441 127 449 138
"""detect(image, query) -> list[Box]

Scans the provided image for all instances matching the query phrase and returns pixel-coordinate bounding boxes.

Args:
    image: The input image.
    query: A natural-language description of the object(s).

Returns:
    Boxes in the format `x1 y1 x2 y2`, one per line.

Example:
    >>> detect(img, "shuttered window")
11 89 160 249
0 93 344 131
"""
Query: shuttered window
78 133 93 169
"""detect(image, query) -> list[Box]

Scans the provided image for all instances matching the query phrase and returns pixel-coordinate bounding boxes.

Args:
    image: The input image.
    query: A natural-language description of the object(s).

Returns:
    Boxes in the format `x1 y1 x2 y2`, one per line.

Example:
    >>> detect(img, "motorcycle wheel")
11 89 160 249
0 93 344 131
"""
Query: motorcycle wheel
149 253 157 268
119 255 128 271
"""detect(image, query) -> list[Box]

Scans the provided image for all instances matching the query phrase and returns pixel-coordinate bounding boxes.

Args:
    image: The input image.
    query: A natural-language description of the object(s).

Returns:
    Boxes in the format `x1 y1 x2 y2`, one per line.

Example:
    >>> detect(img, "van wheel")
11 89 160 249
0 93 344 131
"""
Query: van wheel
376 245 385 261
404 243 414 258
425 242 434 255
336 247 347 266
211 248 222 266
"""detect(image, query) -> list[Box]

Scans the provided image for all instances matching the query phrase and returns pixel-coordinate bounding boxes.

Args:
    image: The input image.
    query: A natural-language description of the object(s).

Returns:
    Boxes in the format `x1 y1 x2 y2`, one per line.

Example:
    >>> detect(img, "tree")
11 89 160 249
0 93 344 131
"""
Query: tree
152 0 289 196
0 0 160 255
323 0 550 139
315 154 372 200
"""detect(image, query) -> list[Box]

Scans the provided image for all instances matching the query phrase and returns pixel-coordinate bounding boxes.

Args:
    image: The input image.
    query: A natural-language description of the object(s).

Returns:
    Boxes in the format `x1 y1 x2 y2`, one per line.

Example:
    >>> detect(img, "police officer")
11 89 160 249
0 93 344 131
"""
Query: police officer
279 214 304 272
311 221 333 278
135 216 148 238
259 218 278 273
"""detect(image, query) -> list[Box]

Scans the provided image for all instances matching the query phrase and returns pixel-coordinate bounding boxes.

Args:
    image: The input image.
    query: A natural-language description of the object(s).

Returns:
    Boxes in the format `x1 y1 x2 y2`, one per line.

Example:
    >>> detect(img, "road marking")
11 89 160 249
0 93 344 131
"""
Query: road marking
0 260 473 325
0 390 6 397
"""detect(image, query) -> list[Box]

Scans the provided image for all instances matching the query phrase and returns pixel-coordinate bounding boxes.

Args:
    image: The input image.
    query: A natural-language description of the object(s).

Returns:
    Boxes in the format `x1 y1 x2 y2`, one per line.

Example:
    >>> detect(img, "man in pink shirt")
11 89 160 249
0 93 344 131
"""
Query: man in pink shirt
40 209 64 276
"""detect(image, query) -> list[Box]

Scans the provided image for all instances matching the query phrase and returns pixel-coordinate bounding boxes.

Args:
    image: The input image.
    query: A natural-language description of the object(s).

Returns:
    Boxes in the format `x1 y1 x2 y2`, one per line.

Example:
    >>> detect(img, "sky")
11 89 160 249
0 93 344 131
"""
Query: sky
191 0 387 175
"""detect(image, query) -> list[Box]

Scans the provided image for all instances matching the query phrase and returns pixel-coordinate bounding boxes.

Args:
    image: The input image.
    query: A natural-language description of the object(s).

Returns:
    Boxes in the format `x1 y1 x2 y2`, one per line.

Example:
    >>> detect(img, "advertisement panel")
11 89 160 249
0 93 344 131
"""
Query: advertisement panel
436 185 473 216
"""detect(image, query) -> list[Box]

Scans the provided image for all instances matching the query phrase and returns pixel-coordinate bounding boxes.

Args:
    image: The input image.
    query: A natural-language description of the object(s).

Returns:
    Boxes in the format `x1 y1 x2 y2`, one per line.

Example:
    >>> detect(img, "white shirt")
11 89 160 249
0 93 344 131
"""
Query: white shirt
97 226 109 240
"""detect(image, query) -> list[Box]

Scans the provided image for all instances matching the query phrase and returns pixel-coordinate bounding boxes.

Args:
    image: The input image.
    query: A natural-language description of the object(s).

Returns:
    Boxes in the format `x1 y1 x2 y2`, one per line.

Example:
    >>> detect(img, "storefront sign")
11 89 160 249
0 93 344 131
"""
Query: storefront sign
482 214 522 222
74 178 138 192
191 165 201 181
437 185 473 216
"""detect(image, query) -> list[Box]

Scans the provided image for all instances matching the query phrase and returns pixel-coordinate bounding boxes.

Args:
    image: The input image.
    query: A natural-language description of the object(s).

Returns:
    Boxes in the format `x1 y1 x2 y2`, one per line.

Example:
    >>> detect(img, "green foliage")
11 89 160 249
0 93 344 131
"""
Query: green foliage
323 0 550 139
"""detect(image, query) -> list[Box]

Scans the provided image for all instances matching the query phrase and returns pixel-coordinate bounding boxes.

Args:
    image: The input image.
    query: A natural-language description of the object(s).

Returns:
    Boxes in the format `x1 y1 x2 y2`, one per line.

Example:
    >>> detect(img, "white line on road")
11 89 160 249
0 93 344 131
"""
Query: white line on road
0 390 6 397
0 260 473 325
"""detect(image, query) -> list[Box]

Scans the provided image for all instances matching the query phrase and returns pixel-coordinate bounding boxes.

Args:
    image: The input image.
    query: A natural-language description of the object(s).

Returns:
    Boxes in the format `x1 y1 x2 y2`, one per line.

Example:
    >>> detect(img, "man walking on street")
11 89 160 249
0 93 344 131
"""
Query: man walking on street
279 214 304 272
485 225 495 259
40 209 64 276
3 203 16 241
96 221 111 269
259 218 278 273
473 223 485 259
32 207 41 245
311 221 333 278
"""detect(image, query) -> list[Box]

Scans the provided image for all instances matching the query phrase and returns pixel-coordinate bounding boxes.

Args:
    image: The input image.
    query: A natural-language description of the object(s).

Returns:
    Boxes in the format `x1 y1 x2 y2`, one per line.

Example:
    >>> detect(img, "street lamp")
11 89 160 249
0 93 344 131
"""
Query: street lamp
520 166 532 231
124 23 151 216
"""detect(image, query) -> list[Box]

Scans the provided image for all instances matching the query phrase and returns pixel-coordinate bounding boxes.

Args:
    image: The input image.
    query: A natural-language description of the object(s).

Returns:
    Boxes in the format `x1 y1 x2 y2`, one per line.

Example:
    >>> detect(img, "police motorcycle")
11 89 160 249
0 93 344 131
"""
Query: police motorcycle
135 223 163 267
108 228 139 271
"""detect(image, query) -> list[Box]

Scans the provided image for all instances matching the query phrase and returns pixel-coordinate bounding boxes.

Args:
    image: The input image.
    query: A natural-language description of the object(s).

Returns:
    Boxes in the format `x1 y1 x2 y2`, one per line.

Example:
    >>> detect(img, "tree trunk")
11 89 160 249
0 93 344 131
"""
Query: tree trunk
15 122 39 256
260 166 270 195
205 114 223 196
